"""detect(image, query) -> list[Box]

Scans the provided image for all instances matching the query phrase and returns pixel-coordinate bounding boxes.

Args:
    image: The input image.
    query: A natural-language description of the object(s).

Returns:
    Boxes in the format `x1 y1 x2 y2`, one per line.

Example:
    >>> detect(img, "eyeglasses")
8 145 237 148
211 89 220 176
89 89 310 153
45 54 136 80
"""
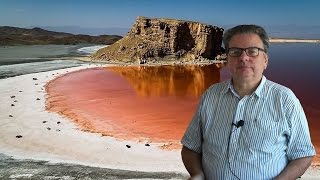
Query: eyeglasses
227 47 266 57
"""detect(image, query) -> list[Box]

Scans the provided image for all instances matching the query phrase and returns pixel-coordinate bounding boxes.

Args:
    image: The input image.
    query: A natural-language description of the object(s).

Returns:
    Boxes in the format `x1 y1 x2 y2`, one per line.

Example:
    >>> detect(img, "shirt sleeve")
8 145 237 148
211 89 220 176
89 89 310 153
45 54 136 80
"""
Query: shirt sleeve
285 96 316 160
181 93 206 154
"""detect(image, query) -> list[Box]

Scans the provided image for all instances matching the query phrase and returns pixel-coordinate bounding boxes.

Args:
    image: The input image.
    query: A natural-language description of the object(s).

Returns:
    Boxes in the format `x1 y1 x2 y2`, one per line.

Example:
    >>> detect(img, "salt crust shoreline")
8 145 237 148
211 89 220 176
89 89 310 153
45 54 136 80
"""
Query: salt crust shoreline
0 64 319 179
0 64 186 174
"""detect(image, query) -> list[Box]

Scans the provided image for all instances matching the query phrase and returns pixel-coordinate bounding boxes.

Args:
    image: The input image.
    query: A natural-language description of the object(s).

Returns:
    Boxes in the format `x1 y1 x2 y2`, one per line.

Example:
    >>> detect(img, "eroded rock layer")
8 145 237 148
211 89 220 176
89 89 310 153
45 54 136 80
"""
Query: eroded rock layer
92 16 224 63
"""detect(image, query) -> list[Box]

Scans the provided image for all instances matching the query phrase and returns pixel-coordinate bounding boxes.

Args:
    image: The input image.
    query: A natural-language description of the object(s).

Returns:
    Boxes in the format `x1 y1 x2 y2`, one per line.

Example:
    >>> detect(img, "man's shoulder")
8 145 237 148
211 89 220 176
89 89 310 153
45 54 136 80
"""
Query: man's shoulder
206 80 229 94
264 79 296 99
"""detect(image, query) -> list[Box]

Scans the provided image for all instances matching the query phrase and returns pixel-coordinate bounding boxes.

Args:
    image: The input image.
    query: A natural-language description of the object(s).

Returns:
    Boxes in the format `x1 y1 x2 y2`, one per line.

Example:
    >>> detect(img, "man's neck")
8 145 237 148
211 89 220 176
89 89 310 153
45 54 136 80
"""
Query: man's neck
232 77 262 98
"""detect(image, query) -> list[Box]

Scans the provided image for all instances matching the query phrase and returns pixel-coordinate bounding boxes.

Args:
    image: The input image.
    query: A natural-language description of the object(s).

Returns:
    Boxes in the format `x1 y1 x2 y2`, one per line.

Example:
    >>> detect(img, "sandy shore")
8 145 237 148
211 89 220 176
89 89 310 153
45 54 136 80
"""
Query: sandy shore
0 64 319 179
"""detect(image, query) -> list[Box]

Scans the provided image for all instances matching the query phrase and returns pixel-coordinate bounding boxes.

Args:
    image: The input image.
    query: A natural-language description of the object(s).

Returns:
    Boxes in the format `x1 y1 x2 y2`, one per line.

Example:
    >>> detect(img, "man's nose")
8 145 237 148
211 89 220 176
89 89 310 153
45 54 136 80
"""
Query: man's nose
238 50 250 61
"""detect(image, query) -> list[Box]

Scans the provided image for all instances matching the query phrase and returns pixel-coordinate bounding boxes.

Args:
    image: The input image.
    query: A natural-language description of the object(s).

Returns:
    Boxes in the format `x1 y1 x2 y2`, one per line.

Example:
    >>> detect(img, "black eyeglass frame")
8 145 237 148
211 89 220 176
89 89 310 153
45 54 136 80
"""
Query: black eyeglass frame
227 47 266 57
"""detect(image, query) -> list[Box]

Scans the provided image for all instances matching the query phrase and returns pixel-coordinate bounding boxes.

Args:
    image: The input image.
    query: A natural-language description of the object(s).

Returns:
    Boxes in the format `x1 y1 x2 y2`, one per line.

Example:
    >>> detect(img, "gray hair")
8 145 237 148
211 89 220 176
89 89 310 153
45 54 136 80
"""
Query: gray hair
223 25 270 53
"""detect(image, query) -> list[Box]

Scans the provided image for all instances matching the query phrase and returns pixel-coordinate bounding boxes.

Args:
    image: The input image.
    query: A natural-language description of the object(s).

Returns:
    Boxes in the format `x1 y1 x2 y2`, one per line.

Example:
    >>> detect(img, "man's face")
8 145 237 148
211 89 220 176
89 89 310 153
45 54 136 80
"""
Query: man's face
226 33 268 82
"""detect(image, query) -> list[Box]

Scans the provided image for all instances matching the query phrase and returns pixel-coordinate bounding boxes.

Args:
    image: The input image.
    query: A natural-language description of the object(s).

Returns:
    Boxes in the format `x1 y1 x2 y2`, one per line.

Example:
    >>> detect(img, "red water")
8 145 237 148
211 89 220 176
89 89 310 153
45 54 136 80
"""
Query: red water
46 65 220 149
46 65 319 162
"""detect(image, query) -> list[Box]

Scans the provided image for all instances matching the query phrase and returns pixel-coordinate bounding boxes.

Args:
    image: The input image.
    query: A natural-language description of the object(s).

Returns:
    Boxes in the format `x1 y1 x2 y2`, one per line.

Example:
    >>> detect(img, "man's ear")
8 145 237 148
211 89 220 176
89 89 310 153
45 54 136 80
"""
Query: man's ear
225 57 230 68
263 53 268 70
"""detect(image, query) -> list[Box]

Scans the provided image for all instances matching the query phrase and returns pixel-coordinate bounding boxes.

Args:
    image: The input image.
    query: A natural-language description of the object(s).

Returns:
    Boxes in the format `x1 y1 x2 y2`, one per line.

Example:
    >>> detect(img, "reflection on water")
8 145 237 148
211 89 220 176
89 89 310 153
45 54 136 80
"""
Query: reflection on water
105 64 221 98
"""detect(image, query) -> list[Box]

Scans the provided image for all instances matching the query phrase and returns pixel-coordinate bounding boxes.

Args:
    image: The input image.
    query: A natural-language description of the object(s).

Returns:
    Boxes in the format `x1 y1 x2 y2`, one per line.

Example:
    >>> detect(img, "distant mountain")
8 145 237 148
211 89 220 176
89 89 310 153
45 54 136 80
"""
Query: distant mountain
0 26 73 38
0 26 122 46
33 26 130 36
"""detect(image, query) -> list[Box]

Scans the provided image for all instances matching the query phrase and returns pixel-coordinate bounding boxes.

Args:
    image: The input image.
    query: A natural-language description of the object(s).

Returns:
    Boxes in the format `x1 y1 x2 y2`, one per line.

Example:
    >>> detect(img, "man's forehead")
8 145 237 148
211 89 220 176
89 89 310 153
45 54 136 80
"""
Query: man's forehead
229 33 263 46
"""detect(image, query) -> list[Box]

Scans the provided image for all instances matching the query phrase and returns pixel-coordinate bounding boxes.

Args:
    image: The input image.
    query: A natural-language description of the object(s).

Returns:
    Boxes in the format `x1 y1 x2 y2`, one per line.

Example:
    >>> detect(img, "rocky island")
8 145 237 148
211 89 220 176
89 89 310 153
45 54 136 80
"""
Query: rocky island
91 16 224 64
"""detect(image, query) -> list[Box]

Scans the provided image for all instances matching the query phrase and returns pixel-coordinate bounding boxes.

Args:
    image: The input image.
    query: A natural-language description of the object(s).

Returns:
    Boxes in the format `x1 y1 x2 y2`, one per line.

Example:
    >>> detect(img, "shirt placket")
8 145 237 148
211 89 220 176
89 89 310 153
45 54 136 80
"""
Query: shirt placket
228 96 248 178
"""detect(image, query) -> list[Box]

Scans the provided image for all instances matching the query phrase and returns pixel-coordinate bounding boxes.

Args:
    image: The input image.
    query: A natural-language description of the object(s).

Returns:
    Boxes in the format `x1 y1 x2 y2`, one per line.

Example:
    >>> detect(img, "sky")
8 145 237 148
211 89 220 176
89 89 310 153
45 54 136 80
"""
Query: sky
1 0 320 37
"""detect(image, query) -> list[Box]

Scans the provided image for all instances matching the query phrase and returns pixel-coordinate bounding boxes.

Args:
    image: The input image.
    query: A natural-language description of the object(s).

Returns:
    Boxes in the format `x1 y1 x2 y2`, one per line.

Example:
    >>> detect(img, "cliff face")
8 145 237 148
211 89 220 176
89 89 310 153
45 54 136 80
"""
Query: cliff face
92 16 224 63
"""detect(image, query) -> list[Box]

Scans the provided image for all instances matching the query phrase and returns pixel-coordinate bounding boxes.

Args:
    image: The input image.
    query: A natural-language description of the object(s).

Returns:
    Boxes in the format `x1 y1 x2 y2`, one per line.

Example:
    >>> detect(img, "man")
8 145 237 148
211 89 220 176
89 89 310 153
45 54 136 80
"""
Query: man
181 25 315 180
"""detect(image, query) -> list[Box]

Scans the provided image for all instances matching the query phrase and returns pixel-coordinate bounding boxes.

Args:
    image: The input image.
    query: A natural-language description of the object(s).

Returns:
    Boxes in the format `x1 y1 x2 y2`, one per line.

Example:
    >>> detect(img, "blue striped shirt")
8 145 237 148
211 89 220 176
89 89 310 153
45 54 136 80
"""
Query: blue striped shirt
181 76 316 180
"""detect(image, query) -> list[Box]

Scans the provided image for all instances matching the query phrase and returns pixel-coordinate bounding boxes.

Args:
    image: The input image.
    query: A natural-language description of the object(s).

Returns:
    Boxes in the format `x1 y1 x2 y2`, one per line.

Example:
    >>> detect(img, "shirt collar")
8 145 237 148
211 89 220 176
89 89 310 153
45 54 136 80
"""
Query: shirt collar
254 76 266 97
221 76 267 98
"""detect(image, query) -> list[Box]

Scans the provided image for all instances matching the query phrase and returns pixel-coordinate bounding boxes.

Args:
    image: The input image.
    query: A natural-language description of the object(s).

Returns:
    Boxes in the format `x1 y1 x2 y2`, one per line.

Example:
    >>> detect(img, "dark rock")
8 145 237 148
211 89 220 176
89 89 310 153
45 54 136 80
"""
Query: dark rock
36 98 40 100
47 127 51 130
16 135 22 138
145 143 150 147
126 145 131 148
9 115 13 117
11 104 14 107
42 121 47 123
33 78 38 80
10 95 15 98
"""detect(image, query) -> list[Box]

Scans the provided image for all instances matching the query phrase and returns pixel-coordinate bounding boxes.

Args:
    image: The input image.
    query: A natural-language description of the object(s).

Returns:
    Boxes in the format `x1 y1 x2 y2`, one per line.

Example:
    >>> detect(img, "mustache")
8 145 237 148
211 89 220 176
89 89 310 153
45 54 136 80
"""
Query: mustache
236 62 251 68
236 64 251 68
